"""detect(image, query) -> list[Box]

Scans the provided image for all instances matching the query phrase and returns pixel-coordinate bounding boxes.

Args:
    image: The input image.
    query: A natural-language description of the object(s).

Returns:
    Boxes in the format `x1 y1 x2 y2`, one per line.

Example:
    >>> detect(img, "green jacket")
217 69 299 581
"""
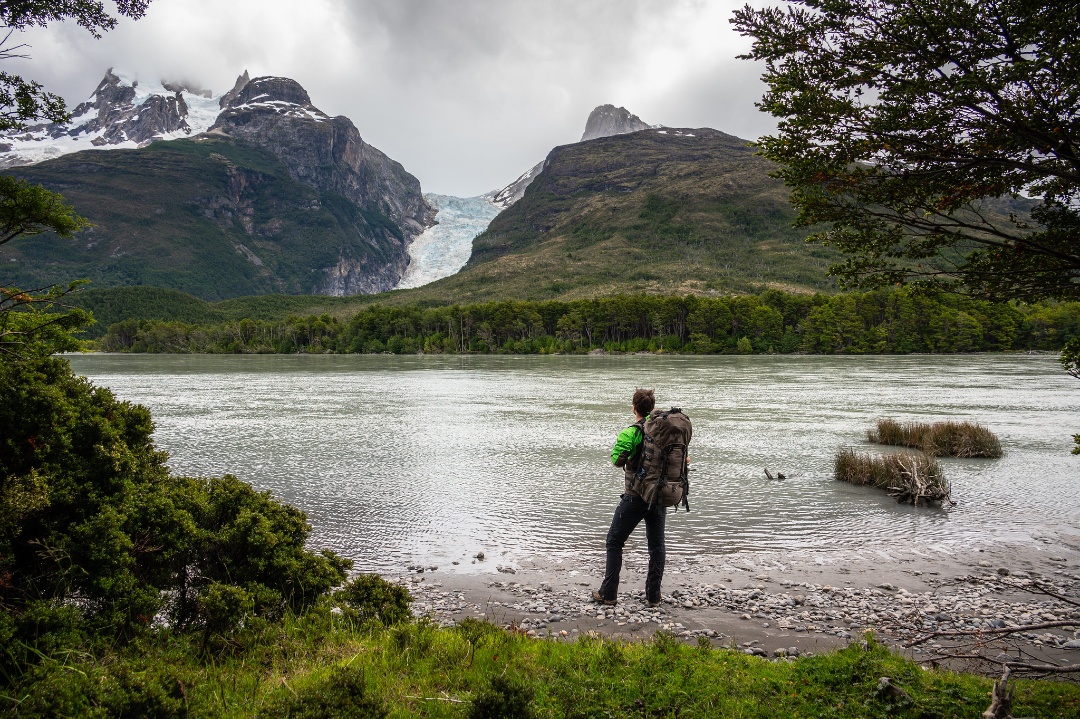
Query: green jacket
611 417 647 466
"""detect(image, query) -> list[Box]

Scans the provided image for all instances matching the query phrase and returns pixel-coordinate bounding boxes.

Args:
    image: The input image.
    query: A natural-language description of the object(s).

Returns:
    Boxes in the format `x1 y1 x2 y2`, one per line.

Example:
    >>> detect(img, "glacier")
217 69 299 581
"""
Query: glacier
396 194 501 289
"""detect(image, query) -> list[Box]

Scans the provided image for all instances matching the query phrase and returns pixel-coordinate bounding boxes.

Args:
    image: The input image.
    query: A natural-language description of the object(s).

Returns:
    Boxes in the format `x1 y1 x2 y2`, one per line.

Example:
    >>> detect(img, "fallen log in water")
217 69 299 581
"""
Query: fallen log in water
834 448 955 506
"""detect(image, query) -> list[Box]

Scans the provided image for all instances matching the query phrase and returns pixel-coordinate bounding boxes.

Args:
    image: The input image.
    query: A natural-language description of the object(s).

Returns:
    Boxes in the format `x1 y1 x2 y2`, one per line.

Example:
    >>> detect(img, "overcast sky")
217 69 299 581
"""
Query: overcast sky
10 0 775 196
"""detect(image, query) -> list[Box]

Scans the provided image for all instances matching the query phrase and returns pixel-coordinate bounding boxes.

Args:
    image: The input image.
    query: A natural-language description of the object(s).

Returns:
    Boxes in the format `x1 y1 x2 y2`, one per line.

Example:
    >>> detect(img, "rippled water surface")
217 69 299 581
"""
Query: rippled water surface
67 354 1080 571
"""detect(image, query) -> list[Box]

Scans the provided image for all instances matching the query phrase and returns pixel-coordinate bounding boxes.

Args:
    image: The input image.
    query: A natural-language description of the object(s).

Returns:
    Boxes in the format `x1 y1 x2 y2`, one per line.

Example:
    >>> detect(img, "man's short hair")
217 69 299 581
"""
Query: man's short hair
633 388 655 417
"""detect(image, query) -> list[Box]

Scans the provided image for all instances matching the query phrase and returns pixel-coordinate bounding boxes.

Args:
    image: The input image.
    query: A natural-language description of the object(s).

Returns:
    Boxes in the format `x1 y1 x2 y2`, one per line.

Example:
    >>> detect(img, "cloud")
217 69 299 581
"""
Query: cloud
5 0 775 195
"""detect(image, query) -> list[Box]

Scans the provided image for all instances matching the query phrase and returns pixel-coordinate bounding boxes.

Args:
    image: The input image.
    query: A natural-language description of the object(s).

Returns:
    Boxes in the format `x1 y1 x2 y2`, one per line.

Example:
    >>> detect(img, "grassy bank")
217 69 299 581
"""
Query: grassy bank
9 612 1080 718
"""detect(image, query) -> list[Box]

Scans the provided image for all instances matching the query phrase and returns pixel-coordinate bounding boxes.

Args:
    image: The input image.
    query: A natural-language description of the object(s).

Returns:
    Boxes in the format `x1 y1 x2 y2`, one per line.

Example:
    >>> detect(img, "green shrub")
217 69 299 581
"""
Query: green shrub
12 663 187 719
389 620 438 656
455 616 504 647
335 574 412 626
468 674 536 719
258 667 387 719
834 448 952 505
0 351 350 675
867 418 1002 458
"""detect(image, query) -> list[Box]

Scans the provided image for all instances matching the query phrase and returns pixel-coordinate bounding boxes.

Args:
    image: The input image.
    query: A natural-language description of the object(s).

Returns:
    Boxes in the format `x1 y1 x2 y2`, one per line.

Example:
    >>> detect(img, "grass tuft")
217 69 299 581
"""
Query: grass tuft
258 667 388 719
468 674 536 719
868 418 1002 458
835 448 953 506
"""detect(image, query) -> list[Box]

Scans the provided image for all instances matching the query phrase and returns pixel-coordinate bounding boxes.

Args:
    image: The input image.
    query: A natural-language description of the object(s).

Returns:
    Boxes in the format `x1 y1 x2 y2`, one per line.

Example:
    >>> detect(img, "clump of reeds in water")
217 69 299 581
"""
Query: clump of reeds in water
867 418 1002 458
834 448 955 506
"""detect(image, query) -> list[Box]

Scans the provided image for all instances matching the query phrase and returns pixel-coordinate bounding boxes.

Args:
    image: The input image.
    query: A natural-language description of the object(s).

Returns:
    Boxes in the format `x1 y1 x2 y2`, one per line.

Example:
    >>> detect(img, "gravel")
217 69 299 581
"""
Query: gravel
395 569 1079 658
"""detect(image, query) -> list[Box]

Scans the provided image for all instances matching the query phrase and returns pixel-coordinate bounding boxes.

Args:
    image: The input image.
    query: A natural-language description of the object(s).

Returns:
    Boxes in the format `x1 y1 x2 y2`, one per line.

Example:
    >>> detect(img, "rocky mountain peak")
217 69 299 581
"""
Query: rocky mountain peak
227 76 312 109
219 70 250 108
210 75 434 294
65 69 193 141
483 160 545 209
580 104 655 142
79 69 137 119
214 76 329 126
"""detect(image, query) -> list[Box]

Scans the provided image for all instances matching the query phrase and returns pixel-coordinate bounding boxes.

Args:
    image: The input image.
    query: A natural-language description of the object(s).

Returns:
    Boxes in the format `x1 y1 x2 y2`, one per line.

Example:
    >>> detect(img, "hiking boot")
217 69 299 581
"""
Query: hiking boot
591 590 616 606
646 598 662 608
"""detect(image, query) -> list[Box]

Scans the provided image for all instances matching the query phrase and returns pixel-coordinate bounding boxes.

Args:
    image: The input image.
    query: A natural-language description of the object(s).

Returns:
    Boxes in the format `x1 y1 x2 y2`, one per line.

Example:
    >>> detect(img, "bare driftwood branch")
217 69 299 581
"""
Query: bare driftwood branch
906 618 1079 646
1009 579 1080 608
995 662 1080 674
404 694 467 704
982 666 1012 719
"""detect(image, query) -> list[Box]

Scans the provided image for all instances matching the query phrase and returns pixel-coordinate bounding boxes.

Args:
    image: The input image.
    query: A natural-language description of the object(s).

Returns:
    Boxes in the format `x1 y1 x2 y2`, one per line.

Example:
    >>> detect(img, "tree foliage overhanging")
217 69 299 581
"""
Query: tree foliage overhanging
0 0 152 130
732 0 1080 303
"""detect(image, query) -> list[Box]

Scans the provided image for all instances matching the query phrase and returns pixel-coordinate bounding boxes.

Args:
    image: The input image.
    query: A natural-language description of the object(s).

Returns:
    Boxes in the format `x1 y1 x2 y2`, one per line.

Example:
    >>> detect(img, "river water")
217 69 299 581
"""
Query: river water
66 354 1080 573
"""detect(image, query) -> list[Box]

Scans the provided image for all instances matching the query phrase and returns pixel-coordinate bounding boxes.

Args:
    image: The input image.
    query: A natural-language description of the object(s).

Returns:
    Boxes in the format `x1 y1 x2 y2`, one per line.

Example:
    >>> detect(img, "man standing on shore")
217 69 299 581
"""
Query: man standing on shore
592 388 665 608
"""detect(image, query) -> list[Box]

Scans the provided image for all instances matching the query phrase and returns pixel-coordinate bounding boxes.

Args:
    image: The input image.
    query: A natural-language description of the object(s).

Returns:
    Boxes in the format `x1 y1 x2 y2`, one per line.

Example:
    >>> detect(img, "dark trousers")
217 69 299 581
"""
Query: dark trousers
598 493 666 603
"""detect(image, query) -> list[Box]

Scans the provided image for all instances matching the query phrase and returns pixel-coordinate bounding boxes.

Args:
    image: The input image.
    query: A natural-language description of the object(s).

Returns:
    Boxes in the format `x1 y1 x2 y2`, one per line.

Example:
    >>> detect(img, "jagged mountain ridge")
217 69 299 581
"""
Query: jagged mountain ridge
0 70 222 168
485 104 659 209
1 71 434 297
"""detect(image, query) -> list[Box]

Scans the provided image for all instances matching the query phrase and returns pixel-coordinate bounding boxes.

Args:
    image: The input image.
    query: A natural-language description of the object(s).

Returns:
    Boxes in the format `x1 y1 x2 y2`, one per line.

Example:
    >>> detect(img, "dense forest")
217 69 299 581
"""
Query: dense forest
95 288 1080 355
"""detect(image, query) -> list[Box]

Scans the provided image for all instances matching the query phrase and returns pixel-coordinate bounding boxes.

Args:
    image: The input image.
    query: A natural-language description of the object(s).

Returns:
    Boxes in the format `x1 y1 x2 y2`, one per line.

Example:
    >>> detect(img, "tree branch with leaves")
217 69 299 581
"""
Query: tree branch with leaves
734 0 1080 454
0 1 152 130
732 0 1080 303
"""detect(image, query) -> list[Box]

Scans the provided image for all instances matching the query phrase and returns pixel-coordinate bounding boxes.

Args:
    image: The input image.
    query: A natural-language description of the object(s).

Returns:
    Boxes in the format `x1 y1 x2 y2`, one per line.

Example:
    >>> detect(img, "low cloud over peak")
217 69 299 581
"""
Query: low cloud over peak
6 0 773 196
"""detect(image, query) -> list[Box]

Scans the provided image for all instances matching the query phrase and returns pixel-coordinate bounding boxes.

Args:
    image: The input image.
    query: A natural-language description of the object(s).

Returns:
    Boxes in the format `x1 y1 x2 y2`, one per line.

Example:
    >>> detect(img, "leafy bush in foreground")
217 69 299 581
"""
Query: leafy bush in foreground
0 347 350 677
469 674 536 719
335 573 412 626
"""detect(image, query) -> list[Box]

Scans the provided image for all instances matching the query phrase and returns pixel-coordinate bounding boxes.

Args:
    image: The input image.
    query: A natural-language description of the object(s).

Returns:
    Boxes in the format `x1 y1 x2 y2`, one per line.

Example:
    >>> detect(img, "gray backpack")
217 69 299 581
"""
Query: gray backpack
631 408 692 510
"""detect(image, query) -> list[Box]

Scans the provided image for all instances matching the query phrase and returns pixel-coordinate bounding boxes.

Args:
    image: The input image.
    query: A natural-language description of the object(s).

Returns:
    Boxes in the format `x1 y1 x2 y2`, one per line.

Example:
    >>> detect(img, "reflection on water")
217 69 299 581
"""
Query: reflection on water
67 354 1080 571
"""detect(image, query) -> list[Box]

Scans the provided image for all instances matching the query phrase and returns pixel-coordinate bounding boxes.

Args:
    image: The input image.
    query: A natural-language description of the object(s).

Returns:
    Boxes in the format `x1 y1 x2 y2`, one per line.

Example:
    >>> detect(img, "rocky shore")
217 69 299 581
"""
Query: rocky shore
391 543 1080 671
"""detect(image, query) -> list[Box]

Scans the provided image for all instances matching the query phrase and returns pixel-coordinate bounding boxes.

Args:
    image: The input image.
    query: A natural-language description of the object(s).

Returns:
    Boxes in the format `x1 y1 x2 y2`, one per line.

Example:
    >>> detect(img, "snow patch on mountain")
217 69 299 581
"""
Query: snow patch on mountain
482 159 545 209
396 194 501 289
225 97 330 123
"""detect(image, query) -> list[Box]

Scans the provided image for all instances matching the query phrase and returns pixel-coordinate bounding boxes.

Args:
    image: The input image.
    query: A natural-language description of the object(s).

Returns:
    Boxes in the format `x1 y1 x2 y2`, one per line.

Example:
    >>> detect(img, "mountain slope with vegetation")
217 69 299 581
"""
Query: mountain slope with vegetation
0 74 433 299
2 137 420 300
399 127 843 304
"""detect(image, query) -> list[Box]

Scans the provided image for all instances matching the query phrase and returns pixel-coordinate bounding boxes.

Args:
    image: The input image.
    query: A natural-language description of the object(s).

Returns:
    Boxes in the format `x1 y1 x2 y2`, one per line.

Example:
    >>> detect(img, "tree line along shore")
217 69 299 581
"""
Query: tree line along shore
89 288 1080 355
